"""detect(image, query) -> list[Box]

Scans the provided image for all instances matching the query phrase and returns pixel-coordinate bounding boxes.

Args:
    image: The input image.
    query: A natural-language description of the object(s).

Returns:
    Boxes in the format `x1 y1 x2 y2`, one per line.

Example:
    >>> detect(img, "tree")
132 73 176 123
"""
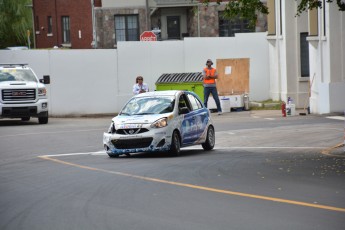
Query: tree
201 0 345 28
0 0 33 48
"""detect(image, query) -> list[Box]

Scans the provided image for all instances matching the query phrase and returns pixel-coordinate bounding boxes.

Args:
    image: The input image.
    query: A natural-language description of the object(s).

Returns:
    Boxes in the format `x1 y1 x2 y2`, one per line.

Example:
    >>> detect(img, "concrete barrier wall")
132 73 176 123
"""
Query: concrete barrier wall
0 33 269 116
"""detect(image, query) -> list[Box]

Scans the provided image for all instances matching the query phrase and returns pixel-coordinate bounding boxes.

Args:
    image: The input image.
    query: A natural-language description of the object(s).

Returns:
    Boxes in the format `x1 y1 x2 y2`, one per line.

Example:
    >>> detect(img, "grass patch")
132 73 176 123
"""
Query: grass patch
250 100 282 110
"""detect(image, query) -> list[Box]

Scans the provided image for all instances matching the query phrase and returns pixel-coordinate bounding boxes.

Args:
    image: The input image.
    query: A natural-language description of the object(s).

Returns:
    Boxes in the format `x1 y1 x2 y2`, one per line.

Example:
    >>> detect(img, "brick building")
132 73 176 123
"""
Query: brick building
32 0 266 49
32 0 102 49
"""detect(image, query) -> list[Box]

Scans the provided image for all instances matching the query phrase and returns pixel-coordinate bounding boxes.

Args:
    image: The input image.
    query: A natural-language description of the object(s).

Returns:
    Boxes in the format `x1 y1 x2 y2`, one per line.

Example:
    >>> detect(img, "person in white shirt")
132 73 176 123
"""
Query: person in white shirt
133 76 149 94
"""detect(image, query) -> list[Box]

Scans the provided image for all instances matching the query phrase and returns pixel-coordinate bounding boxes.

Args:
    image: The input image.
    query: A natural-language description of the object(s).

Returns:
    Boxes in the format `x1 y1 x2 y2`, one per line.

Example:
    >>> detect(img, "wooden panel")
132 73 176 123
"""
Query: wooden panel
216 58 250 96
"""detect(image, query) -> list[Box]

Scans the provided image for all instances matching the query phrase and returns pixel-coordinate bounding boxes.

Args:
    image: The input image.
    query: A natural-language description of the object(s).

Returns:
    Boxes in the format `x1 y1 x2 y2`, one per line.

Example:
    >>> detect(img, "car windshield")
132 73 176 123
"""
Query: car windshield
0 69 37 83
120 96 175 115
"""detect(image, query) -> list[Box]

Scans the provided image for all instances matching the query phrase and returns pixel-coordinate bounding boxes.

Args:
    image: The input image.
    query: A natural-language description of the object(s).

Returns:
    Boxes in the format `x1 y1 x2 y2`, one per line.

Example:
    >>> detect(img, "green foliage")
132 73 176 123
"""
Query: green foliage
297 0 345 15
0 0 33 48
223 0 268 28
201 0 344 28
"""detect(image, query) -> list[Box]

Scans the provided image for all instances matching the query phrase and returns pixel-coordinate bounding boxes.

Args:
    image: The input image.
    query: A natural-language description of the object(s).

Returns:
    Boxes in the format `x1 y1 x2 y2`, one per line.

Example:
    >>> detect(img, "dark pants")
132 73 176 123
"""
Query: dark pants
204 87 222 112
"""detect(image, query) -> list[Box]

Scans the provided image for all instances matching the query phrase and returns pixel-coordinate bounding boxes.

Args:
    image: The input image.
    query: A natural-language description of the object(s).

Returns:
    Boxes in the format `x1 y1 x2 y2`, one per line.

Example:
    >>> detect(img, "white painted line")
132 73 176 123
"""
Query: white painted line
265 118 276 120
40 151 106 158
326 116 345 121
0 129 105 138
40 146 327 158
215 146 325 149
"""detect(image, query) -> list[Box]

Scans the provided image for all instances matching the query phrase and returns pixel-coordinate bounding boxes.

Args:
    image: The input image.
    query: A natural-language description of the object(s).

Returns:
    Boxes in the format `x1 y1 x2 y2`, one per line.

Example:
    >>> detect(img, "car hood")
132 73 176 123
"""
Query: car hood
0 81 42 89
112 114 169 127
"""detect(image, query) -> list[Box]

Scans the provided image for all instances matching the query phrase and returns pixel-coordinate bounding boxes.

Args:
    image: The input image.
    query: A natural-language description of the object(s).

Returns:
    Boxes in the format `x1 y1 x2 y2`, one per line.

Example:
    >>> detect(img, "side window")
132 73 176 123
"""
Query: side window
187 94 203 111
178 94 191 112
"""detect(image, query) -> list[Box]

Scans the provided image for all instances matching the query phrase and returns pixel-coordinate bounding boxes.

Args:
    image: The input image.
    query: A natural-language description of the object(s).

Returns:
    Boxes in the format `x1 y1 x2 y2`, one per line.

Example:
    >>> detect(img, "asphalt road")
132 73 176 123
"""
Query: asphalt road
0 110 344 230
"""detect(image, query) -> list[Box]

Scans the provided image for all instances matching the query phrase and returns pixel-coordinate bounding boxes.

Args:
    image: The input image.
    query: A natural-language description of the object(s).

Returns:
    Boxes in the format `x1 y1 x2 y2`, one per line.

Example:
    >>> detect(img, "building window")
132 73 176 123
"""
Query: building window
35 16 39 32
47 16 53 34
61 16 70 43
267 0 276 35
308 8 318 36
114 15 139 42
218 12 254 37
300 32 310 77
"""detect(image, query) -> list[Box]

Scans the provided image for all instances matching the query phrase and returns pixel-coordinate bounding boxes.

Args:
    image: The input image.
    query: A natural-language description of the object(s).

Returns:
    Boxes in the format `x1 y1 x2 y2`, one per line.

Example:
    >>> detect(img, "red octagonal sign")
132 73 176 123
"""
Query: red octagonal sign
140 31 157 41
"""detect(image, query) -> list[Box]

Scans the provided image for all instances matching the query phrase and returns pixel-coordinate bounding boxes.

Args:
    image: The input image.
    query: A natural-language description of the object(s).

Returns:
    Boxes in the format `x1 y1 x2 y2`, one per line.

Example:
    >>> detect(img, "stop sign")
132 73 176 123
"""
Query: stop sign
140 31 157 41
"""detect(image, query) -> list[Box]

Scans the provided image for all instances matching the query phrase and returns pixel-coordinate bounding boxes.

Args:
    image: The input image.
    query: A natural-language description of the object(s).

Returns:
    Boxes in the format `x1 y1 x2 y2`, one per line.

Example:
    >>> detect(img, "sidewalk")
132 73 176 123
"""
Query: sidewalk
214 109 345 119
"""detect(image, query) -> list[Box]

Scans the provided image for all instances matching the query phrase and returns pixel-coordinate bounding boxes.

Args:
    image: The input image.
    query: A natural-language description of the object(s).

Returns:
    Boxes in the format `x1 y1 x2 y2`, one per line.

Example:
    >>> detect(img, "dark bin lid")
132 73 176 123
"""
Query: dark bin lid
156 72 203 83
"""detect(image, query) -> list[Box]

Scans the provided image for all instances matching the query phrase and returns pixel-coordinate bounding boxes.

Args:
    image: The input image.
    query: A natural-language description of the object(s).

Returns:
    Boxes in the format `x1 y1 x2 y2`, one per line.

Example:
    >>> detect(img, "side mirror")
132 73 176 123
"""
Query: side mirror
40 75 50 84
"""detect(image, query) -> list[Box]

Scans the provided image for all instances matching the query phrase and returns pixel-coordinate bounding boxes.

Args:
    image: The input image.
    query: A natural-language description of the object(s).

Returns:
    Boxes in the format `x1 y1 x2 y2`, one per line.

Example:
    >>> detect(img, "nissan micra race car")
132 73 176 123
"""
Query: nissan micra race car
103 90 215 157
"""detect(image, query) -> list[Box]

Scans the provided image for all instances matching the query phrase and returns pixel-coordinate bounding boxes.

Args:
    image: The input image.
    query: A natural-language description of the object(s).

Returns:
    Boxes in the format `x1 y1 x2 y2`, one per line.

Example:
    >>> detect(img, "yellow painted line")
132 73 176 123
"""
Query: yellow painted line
321 143 345 158
38 155 345 213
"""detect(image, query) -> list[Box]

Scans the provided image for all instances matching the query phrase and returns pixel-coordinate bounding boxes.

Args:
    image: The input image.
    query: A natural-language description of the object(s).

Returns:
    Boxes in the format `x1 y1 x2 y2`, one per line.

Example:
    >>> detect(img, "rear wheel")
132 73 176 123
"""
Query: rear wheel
170 130 181 156
202 126 215 150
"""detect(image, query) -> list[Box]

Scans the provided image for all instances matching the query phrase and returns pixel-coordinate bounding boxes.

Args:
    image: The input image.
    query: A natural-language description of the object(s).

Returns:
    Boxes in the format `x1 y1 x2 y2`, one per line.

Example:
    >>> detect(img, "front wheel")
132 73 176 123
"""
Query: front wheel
170 130 181 156
202 126 215 151
38 116 48 124
38 112 48 124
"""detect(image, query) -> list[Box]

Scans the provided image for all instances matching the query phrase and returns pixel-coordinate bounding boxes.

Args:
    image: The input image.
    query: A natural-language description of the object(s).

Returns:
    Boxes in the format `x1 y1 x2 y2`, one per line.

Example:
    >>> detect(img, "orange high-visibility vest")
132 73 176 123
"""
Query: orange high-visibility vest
203 67 216 84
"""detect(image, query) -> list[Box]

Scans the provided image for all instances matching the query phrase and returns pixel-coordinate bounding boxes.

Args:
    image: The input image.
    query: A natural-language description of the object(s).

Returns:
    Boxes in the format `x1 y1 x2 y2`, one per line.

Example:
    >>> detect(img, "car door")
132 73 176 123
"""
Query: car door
185 93 209 143
177 94 196 145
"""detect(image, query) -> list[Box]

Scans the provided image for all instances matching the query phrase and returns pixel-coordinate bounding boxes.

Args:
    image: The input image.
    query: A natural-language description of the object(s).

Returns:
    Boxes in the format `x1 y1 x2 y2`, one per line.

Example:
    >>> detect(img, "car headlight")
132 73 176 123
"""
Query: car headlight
108 122 116 133
151 117 168 128
38 87 47 96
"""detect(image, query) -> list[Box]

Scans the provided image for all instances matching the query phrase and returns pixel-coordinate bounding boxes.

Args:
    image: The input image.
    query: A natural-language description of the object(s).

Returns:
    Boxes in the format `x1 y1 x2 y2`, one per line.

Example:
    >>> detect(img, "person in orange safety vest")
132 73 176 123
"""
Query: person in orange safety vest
202 59 222 115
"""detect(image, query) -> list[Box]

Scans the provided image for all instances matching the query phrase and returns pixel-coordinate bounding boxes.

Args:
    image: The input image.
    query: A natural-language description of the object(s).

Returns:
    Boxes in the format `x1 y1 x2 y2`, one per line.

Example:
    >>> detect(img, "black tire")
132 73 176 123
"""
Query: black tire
21 117 30 121
38 116 48 124
107 153 119 158
170 130 181 156
202 125 215 151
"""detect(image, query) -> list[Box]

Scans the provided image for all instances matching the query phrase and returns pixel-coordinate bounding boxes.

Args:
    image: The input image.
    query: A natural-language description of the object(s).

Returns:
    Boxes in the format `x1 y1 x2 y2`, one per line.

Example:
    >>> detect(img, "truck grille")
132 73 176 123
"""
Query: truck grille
111 138 153 149
2 89 36 101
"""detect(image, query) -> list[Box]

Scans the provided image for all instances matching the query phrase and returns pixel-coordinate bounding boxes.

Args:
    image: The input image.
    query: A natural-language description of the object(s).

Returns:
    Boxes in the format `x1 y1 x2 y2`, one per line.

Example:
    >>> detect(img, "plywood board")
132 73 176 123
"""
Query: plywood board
216 58 250 95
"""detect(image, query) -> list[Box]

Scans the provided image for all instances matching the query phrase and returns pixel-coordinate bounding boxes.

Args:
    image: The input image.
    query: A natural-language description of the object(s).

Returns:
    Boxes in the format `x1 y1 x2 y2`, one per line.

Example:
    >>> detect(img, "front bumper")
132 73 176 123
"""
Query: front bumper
103 127 172 155
0 99 48 118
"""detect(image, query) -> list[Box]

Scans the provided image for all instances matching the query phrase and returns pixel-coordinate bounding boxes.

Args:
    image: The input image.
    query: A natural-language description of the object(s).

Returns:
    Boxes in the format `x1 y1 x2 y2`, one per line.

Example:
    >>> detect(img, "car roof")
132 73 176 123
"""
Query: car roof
134 90 182 98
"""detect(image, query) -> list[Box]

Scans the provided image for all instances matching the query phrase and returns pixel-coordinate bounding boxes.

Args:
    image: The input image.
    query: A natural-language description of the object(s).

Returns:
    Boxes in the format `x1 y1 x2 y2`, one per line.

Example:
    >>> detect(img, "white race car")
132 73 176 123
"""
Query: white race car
103 90 215 157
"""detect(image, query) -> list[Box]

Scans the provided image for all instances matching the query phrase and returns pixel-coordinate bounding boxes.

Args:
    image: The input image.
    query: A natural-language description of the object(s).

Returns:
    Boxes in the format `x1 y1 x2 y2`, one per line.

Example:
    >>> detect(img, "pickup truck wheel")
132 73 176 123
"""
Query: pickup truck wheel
21 117 30 121
38 116 48 124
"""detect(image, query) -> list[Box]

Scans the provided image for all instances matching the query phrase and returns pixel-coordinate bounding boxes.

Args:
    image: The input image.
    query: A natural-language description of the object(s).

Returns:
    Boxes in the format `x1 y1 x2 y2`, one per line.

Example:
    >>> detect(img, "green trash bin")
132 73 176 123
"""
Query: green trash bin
155 72 204 101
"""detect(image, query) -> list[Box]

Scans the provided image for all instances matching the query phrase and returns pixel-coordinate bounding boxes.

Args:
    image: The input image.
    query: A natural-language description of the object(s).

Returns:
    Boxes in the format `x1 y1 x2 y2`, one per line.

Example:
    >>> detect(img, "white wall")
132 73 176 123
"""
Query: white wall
184 34 270 101
268 0 344 114
0 34 269 116
309 2 345 114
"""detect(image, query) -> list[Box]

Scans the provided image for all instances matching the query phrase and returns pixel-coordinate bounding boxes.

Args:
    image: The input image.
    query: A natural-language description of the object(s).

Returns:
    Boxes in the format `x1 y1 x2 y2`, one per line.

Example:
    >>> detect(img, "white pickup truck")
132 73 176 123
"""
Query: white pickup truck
0 64 50 124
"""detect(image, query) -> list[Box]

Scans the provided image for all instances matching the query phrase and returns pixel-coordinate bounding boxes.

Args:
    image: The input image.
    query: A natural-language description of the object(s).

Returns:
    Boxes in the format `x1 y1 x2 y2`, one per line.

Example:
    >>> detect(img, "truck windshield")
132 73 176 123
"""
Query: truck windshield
0 69 38 83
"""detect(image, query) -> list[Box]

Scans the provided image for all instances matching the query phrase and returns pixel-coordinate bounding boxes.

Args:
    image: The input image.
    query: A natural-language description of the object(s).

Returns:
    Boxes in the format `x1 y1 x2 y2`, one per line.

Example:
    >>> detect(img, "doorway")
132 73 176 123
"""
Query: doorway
167 16 180 39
